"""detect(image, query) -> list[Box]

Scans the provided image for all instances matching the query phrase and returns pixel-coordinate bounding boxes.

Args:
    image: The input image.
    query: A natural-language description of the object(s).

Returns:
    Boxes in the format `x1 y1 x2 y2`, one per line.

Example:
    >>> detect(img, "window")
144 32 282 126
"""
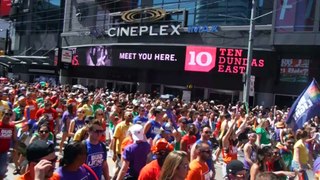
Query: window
275 0 316 32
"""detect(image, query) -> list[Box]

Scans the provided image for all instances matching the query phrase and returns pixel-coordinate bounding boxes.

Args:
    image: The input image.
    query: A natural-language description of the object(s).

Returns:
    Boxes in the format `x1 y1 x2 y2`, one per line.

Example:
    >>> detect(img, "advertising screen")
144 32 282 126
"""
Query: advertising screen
71 45 276 77
280 59 309 82
72 45 186 70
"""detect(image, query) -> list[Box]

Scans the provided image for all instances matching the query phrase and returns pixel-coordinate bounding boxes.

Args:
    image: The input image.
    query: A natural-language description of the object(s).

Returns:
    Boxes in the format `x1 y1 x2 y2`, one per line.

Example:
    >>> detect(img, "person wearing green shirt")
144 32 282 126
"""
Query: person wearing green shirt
175 118 188 150
276 135 295 170
255 119 271 147
29 122 54 144
91 89 106 114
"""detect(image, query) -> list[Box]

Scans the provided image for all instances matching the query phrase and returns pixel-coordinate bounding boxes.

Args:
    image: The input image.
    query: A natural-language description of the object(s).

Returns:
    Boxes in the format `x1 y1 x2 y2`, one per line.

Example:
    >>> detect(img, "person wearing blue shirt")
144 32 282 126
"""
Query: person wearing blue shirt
133 107 148 126
84 119 110 180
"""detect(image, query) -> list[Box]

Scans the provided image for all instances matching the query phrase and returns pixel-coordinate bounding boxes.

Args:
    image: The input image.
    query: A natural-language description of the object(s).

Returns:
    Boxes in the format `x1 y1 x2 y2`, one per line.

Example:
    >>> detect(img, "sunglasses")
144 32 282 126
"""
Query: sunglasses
204 131 212 134
93 130 104 134
39 130 49 134
201 150 211 154
273 152 279 155
4 113 12 116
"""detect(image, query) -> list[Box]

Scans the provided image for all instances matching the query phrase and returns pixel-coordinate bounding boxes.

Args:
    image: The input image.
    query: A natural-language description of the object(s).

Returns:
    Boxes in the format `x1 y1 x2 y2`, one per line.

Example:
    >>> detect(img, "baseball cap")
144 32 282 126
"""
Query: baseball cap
151 138 174 153
156 106 166 112
226 160 245 175
129 124 145 142
26 140 55 162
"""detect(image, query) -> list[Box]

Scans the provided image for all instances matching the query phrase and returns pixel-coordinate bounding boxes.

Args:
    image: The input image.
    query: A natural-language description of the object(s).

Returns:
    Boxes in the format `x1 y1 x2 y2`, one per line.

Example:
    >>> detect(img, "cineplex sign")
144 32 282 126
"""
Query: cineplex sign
71 45 274 75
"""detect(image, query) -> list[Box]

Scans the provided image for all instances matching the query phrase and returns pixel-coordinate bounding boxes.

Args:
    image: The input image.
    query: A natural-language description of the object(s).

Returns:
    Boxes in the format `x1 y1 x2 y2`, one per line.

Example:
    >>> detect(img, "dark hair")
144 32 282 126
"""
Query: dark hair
296 129 308 140
37 122 50 132
59 142 86 166
257 146 271 171
88 119 102 131
195 141 209 151
200 125 210 132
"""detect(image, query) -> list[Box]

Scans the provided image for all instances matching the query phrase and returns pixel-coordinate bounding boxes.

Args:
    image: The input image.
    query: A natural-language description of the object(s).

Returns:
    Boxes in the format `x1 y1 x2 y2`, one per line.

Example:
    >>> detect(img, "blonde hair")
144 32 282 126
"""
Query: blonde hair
257 118 269 128
159 151 188 180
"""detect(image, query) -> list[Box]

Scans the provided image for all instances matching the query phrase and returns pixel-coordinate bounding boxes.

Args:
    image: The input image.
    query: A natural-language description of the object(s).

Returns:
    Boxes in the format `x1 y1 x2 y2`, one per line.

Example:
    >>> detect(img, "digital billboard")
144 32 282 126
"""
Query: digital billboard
280 59 309 82
71 45 275 77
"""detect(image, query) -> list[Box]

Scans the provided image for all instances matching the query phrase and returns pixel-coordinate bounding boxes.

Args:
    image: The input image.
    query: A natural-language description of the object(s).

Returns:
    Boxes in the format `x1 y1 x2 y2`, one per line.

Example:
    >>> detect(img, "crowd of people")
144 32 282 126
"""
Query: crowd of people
0 81 319 180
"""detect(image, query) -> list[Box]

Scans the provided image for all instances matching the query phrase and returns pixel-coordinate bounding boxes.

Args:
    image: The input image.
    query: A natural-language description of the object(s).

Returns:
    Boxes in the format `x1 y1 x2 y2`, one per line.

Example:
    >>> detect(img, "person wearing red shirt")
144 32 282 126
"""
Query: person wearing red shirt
35 98 58 134
138 138 173 180
0 109 17 180
180 124 197 158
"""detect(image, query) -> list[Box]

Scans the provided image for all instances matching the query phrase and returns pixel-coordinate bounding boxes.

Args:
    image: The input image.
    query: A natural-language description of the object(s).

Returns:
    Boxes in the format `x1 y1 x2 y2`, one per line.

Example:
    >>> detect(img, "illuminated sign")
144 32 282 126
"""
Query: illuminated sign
185 46 265 74
105 25 181 37
217 48 265 74
121 8 167 23
185 46 217 72
71 45 274 76
188 25 219 33
0 0 11 17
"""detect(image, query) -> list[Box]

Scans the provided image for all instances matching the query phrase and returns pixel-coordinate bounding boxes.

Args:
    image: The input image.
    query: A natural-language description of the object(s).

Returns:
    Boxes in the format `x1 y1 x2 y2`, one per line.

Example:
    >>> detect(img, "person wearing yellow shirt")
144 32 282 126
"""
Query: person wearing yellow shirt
77 97 92 117
112 111 133 180
292 130 312 180
0 92 11 119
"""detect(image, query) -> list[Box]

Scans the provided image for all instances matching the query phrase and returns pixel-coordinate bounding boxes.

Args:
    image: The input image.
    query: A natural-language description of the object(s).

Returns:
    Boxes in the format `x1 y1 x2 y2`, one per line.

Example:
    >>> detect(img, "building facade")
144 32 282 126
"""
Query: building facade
59 0 320 107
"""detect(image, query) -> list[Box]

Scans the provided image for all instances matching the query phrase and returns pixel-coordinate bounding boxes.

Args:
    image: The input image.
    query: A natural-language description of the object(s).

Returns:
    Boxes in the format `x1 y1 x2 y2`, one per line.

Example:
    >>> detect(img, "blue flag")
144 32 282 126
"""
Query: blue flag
286 79 320 130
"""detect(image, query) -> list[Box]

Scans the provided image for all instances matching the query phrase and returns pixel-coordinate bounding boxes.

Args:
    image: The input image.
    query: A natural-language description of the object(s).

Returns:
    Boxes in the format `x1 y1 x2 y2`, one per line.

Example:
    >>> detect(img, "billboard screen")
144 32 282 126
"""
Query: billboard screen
280 59 309 82
71 45 276 77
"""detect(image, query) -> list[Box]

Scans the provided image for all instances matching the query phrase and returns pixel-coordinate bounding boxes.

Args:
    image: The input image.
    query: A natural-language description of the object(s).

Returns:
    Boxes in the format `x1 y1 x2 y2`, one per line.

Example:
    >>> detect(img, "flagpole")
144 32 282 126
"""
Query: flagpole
243 0 256 104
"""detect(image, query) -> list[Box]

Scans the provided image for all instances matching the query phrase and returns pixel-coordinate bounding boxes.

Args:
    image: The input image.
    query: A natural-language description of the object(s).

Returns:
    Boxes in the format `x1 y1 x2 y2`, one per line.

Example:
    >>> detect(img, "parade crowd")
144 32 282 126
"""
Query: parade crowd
0 81 319 180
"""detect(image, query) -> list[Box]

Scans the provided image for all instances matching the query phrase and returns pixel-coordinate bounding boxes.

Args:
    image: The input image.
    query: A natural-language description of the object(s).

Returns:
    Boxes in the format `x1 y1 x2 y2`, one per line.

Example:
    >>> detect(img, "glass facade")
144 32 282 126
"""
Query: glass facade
13 0 62 34
31 0 61 33
275 0 316 32
151 0 273 26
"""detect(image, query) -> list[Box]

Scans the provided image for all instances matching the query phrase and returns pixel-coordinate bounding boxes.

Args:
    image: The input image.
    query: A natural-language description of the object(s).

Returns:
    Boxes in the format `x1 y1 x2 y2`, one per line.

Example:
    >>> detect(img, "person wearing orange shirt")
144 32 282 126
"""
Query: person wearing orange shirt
186 142 211 180
138 138 173 180
16 140 59 180
24 92 39 130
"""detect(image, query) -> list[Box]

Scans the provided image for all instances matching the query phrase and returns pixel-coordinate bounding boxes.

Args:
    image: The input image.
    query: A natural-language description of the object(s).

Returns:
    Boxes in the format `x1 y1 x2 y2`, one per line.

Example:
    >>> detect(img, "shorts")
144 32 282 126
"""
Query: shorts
61 124 68 133
0 152 8 176
291 160 308 171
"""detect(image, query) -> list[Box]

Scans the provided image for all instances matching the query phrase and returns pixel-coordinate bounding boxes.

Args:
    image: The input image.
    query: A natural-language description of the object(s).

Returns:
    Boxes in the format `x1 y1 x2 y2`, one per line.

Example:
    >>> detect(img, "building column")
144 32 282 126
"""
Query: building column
204 88 209 100
59 69 71 84
160 84 164 95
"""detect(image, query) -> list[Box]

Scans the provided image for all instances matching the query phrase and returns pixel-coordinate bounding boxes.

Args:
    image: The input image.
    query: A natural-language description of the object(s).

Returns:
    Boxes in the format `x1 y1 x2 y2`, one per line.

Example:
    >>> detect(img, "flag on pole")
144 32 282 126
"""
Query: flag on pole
286 78 320 130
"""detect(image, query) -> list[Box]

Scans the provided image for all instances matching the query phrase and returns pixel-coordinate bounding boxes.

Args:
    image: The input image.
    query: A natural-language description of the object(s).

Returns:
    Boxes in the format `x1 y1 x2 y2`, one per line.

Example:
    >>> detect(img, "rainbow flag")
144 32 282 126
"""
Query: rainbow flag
286 78 320 130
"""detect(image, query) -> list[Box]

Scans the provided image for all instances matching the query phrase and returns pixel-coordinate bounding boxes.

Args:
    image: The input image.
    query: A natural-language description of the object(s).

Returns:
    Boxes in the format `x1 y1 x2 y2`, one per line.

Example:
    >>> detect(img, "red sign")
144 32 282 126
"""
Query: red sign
0 0 11 17
184 46 217 72
184 46 265 74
